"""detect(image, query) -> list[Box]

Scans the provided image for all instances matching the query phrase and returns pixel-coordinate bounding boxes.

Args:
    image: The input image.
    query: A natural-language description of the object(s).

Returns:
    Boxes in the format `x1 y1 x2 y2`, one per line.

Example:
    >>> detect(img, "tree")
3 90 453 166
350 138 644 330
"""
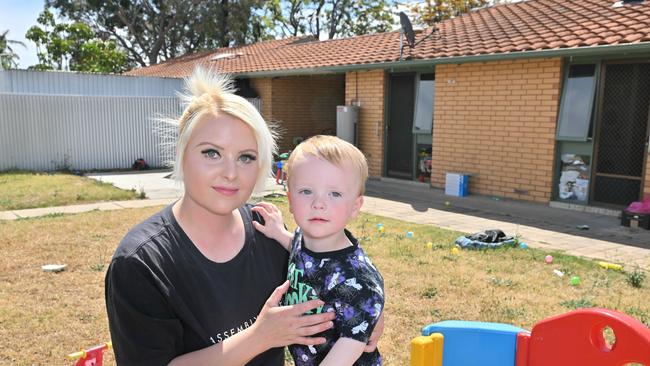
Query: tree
46 0 270 67
266 0 396 40
407 0 489 25
26 10 128 73
0 30 26 70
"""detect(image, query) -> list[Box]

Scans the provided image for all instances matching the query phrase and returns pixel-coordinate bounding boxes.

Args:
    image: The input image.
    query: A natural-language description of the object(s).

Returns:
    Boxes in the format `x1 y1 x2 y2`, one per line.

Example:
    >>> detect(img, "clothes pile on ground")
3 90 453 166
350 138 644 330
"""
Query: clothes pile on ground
455 229 516 249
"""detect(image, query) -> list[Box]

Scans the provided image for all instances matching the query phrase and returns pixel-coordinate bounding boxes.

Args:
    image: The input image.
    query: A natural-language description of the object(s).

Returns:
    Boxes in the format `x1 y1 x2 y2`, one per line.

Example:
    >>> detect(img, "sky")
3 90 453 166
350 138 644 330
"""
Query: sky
0 0 47 68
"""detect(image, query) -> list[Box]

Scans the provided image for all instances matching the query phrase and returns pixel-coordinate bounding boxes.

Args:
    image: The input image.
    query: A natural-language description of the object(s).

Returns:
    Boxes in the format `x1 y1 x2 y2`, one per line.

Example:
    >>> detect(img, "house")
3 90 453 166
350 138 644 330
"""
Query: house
126 0 650 209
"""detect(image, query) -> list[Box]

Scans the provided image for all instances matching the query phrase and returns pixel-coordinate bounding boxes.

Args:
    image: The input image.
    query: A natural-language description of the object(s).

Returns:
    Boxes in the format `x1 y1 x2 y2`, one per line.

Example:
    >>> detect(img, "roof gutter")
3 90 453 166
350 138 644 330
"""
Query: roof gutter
236 42 650 78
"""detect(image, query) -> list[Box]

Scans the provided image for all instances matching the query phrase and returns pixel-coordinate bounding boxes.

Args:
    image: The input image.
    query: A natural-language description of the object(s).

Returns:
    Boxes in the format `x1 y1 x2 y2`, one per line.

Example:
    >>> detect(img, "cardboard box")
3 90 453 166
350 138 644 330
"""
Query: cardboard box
621 210 650 230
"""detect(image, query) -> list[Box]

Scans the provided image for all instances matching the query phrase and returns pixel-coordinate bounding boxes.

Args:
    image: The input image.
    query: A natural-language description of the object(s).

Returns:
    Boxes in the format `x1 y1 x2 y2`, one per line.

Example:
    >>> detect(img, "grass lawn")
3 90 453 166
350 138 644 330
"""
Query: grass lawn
1 196 648 365
0 171 142 211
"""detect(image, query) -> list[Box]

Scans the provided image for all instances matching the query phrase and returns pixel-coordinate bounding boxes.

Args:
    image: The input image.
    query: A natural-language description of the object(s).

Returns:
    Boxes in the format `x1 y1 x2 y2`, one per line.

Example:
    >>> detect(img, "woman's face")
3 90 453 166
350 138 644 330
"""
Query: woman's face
182 113 260 216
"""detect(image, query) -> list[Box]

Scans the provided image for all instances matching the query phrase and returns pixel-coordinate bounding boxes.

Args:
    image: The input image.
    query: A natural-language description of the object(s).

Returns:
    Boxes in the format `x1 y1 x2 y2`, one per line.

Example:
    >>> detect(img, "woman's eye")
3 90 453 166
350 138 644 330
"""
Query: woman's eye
239 154 257 164
201 149 220 159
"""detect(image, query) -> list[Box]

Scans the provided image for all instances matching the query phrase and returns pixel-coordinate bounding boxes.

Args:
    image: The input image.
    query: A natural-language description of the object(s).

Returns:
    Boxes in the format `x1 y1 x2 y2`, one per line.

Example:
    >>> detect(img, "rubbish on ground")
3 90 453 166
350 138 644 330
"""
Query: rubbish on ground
576 225 589 230
444 201 451 207
455 229 515 249
570 276 581 286
598 261 623 271
545 255 553 264
42 264 66 273
553 269 564 277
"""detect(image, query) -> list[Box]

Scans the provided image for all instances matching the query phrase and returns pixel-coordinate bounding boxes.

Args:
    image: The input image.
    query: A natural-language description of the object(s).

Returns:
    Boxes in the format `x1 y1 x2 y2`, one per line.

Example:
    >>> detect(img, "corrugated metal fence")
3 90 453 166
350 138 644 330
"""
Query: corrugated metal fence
0 94 183 171
0 93 263 171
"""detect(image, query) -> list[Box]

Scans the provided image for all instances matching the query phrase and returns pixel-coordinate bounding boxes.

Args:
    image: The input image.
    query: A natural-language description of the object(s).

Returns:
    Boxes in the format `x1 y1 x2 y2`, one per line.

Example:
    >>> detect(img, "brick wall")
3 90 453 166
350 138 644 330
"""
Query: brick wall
643 159 650 197
345 70 386 178
250 75 344 152
431 58 563 202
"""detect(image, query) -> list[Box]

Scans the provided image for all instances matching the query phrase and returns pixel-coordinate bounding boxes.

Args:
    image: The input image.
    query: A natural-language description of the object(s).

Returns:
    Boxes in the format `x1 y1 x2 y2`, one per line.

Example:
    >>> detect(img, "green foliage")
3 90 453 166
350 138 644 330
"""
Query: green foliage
560 298 596 310
263 0 396 40
26 10 127 72
47 0 271 66
626 268 646 288
0 30 26 70
408 0 490 25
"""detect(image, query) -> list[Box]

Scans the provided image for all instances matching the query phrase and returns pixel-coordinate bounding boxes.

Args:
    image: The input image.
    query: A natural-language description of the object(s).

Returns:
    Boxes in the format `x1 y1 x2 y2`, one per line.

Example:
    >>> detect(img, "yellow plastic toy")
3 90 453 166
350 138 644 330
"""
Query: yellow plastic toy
410 333 443 366
598 261 623 271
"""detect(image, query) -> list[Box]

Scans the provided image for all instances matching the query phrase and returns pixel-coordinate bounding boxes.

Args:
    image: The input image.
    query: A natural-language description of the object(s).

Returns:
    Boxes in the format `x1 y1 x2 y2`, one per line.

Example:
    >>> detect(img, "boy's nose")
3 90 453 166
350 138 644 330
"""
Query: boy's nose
311 196 326 210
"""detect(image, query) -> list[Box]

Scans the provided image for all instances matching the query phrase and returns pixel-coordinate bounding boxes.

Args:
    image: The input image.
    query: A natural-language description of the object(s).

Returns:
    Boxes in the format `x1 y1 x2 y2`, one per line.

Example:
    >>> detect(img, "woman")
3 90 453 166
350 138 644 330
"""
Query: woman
105 68 381 365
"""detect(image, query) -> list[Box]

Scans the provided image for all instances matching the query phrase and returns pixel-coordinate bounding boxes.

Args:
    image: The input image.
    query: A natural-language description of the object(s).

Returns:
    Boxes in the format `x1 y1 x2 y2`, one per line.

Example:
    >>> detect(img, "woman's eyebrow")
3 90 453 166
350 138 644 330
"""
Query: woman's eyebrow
196 142 222 149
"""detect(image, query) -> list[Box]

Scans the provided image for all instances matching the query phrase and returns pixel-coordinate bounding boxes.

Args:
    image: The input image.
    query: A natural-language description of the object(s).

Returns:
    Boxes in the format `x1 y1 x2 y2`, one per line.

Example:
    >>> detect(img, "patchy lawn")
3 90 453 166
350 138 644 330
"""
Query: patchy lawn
1 196 648 365
0 171 142 211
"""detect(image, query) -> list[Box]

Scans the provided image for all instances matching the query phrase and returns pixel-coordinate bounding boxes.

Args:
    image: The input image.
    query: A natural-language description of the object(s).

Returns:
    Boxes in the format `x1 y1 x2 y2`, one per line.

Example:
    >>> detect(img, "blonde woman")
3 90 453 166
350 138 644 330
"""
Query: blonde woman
105 68 349 365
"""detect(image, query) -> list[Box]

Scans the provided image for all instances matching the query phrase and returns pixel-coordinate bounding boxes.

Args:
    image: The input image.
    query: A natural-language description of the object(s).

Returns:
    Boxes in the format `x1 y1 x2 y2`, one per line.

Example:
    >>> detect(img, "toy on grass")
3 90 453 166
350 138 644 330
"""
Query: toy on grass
544 255 553 264
68 342 112 366
570 276 581 286
598 261 623 271
519 242 528 250
377 223 385 233
451 247 460 255
407 231 415 238
553 269 564 277
411 308 650 366
426 242 433 249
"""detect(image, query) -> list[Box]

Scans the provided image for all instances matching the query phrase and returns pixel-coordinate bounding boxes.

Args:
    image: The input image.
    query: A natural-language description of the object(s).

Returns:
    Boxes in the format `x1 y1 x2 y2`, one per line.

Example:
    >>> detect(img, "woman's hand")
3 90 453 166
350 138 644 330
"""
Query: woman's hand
252 280 336 349
252 202 292 250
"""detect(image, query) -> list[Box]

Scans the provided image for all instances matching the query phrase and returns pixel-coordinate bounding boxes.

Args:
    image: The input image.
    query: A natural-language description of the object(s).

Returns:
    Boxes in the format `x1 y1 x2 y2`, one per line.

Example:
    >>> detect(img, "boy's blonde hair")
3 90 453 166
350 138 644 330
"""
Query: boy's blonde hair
173 67 277 192
286 135 368 195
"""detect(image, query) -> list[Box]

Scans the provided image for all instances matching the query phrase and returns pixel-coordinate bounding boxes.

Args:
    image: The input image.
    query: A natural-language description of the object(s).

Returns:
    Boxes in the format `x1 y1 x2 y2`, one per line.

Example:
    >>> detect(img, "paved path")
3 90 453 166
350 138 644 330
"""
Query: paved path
2 173 649 271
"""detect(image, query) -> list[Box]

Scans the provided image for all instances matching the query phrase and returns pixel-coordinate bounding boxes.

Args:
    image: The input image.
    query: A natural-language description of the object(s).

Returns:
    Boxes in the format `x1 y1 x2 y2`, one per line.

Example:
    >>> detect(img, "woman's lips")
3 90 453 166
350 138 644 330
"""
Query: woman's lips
213 186 238 196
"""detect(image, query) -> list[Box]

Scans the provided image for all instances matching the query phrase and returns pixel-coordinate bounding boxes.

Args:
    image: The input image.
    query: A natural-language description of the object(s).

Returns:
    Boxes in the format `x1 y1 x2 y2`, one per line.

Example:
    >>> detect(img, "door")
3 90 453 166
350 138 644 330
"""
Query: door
591 62 650 206
386 74 415 179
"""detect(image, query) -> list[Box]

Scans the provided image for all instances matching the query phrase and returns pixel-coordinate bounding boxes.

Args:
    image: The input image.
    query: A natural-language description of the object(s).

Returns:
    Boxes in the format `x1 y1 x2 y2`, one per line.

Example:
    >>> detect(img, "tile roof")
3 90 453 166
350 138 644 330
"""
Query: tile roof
126 0 650 78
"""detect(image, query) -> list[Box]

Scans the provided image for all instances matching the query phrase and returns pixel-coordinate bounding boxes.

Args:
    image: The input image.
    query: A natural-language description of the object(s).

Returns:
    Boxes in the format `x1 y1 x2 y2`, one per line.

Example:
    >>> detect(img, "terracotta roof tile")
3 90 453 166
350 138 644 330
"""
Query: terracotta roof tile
126 0 650 77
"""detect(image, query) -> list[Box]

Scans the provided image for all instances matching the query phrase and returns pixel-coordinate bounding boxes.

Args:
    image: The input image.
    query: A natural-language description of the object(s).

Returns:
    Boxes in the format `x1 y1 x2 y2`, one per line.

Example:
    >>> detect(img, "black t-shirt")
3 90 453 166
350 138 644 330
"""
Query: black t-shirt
105 204 289 365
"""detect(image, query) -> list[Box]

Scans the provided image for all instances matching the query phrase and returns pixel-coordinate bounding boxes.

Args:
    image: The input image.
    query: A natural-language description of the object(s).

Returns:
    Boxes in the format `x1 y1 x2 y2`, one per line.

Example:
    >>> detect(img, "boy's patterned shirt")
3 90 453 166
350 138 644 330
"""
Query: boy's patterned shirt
284 228 384 366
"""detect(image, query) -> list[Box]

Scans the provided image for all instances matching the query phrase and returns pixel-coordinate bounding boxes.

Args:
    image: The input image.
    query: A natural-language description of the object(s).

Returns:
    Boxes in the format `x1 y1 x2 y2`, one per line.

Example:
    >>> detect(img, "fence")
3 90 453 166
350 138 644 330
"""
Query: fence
0 93 262 171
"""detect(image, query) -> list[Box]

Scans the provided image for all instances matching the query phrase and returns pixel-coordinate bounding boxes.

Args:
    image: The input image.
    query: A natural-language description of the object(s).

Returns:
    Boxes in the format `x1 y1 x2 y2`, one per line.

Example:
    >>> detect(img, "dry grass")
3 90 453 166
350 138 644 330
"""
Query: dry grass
1 196 649 365
0 171 140 210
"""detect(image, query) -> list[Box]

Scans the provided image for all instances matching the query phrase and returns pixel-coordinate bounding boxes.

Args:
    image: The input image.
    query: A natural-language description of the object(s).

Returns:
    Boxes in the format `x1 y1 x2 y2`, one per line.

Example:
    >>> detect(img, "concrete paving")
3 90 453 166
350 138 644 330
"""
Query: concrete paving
2 171 649 271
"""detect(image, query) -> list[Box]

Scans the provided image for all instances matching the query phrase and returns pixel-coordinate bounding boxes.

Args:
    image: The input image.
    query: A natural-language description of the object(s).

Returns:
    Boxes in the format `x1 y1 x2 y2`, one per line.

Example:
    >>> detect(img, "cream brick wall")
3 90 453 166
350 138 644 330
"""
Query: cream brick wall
251 75 344 152
345 70 386 178
431 58 563 202
643 159 650 197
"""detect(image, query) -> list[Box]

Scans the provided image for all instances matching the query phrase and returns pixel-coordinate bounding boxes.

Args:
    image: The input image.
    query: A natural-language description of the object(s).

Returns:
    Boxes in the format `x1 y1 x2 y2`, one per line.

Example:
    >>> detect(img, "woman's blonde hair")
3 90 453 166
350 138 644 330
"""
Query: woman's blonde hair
173 67 277 192
286 135 368 195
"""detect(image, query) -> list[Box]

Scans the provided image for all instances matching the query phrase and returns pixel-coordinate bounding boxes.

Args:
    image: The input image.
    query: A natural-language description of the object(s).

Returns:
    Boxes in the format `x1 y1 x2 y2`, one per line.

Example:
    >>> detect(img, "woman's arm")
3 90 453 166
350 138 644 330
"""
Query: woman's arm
169 281 335 366
252 202 293 251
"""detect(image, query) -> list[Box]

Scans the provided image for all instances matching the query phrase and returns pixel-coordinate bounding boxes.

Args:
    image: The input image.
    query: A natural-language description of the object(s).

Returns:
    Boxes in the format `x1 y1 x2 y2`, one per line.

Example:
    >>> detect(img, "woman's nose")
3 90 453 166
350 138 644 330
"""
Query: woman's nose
222 158 237 180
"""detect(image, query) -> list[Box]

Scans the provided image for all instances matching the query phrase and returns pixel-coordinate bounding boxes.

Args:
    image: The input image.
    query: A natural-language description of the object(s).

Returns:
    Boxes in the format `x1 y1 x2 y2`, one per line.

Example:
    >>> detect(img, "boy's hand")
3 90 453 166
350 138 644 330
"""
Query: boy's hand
252 202 292 251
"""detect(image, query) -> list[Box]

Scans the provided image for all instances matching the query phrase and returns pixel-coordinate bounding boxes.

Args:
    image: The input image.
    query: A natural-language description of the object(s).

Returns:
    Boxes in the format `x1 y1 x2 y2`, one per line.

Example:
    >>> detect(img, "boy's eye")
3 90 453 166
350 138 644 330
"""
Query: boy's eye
239 154 257 164
299 189 312 195
201 149 220 159
330 191 342 198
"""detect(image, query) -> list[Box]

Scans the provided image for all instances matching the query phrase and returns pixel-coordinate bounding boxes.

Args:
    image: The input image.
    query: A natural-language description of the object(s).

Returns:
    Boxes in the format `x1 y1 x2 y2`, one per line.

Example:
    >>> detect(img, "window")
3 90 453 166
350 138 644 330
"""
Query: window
556 64 597 141
413 73 435 133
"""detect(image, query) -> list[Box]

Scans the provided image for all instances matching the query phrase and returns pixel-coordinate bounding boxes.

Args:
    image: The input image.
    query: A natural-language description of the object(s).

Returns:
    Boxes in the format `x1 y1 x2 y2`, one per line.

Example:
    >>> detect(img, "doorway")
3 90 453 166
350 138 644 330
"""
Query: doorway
591 62 650 206
386 73 415 179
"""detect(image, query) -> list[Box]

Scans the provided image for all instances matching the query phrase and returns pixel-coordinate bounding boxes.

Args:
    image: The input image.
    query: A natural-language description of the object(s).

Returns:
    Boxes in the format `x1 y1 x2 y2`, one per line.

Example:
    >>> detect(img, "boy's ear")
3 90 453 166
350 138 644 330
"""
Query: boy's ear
350 195 364 218
287 191 293 213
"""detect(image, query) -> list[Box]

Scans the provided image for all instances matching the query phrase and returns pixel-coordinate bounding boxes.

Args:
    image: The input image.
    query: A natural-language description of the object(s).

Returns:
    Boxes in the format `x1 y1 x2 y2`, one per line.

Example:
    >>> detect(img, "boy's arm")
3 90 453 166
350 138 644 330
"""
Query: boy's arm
251 201 292 251
318 337 366 366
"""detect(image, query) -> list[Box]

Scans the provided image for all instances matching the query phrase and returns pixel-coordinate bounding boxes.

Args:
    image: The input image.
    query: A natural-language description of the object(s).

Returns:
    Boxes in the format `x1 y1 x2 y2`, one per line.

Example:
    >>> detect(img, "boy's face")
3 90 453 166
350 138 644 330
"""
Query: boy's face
288 154 363 242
